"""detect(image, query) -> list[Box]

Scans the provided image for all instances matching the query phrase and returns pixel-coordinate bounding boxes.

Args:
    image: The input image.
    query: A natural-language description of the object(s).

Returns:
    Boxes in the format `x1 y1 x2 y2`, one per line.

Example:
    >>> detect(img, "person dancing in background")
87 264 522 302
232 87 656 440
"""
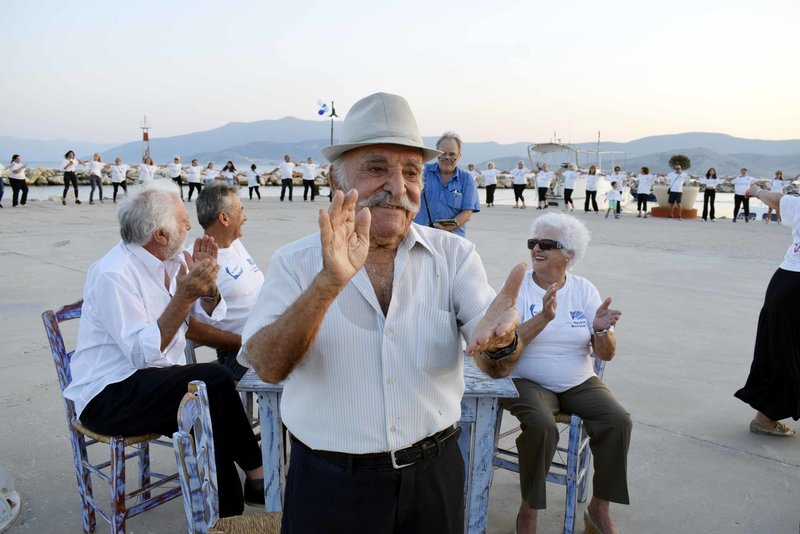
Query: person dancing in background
204 162 220 185
186 159 204 201
731 168 754 223
62 150 86 205
167 156 185 200
86 153 109 204
110 157 138 203
764 170 785 224
699 167 719 222
584 165 599 213
734 184 800 437
561 163 580 212
300 156 321 201
247 164 261 200
483 162 500 207
8 155 29 207
220 161 237 186
635 167 655 218
535 164 554 210
276 154 296 202
138 156 163 184
511 160 530 209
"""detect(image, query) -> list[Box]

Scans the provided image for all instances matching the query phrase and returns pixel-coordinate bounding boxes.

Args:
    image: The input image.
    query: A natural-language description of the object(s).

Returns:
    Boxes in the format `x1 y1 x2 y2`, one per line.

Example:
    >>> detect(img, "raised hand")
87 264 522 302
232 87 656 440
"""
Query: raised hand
176 257 219 301
191 235 218 265
466 262 527 355
541 283 558 321
592 297 621 332
318 189 371 288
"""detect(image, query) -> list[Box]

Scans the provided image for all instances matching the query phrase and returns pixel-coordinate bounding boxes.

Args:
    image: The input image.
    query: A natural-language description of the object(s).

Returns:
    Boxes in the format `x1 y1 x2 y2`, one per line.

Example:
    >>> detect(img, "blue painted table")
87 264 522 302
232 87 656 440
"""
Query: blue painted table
237 357 518 534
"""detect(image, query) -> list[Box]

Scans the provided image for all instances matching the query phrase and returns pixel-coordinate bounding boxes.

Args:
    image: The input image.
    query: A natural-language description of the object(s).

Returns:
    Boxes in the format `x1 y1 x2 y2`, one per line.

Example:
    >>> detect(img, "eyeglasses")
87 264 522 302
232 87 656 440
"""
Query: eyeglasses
438 152 460 161
527 238 565 251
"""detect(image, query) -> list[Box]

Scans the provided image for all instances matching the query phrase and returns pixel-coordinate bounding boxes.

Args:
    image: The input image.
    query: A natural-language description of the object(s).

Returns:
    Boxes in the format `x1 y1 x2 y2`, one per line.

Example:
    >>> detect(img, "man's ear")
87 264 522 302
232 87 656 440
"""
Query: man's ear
217 211 229 227
153 228 169 245
328 166 342 193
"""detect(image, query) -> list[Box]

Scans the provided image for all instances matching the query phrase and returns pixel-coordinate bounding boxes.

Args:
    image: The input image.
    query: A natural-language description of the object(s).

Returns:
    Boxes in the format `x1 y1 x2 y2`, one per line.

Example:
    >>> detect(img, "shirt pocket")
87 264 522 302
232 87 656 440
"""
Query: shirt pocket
447 189 464 211
414 302 459 375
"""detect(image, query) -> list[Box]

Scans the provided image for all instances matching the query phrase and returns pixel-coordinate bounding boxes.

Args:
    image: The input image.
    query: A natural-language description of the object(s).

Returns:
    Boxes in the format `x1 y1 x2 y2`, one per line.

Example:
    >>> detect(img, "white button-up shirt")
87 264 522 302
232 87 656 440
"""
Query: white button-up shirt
241 224 496 454
64 242 226 418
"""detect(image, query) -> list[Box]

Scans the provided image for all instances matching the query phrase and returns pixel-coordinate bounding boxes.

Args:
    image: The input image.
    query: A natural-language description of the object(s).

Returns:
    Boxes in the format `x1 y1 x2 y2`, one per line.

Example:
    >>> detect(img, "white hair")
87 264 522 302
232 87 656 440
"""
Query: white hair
528 213 591 268
118 181 182 245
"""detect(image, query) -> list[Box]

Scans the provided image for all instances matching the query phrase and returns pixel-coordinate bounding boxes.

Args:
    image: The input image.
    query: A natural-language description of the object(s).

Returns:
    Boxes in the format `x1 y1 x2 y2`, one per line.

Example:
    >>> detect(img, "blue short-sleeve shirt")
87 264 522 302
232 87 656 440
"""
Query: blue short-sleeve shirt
414 163 481 237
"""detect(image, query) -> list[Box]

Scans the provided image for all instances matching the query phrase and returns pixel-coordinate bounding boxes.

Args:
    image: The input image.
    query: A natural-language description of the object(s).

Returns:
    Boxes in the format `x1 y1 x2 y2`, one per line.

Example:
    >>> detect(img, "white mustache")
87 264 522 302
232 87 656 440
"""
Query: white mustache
358 191 419 213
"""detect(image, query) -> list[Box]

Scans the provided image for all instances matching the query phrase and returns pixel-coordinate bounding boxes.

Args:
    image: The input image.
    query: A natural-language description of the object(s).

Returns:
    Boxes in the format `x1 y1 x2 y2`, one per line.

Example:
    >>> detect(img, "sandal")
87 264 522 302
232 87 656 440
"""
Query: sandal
749 419 796 437
584 509 604 534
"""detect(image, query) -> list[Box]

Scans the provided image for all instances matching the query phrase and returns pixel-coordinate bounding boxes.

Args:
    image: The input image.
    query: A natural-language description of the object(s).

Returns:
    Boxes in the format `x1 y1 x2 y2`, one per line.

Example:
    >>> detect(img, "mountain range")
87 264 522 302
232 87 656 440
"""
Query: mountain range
5 118 799 178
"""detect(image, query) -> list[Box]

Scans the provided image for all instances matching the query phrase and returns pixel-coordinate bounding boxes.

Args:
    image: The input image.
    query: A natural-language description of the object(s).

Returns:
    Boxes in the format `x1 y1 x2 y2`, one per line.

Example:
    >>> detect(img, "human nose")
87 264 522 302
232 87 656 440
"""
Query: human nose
383 166 406 198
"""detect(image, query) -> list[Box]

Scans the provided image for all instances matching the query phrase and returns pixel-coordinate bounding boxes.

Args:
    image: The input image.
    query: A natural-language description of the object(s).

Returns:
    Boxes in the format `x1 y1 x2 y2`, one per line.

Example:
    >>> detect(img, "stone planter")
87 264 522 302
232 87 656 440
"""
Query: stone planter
653 184 699 209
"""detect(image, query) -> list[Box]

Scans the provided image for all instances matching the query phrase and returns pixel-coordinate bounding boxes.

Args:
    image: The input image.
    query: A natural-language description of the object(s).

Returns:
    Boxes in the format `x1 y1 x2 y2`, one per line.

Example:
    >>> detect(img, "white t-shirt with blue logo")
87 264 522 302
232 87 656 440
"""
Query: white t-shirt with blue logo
512 271 602 392
779 196 800 272
207 239 264 334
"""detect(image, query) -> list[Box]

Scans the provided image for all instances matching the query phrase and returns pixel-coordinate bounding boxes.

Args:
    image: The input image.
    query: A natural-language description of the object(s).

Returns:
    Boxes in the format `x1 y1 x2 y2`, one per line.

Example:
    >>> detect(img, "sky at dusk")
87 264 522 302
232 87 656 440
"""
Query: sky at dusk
3 0 799 145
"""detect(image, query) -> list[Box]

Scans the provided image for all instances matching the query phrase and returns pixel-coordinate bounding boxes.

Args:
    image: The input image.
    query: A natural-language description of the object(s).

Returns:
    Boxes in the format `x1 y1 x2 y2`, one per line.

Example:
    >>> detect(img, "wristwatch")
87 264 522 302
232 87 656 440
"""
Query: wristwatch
485 332 519 361
593 328 608 337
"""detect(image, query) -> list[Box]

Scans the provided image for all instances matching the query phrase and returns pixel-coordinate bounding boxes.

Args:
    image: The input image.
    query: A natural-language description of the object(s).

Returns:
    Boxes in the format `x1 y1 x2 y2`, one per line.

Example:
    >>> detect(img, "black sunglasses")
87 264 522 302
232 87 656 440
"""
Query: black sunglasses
527 238 565 251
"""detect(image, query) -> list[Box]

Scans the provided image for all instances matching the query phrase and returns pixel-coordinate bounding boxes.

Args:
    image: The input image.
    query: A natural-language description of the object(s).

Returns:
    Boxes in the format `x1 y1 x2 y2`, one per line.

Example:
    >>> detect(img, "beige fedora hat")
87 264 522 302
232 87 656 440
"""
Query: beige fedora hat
320 92 441 163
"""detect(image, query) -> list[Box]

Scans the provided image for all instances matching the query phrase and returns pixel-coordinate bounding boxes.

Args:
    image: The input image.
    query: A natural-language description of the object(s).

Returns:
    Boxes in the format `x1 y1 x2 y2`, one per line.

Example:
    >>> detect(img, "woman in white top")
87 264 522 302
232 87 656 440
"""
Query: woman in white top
86 153 110 204
561 163 581 211
186 159 204 201
220 161 238 187
166 156 185 200
138 156 163 184
110 157 139 203
584 165 599 213
204 162 220 185
734 185 800 436
62 150 87 205
535 164 555 210
300 157 321 201
511 160 530 209
8 154 29 207
246 164 261 200
635 166 655 218
699 167 720 221
504 213 629 534
764 170 785 223
483 161 501 207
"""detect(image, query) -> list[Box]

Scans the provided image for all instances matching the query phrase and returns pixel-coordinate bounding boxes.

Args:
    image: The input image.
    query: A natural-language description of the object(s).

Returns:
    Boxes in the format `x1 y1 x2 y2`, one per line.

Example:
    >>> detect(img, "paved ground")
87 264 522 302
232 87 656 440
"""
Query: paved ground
1 188 798 533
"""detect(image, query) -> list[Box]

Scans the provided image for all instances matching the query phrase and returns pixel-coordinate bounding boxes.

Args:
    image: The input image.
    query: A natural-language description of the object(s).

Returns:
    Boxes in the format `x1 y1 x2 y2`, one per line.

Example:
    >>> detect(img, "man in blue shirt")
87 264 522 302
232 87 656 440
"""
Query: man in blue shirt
414 131 481 237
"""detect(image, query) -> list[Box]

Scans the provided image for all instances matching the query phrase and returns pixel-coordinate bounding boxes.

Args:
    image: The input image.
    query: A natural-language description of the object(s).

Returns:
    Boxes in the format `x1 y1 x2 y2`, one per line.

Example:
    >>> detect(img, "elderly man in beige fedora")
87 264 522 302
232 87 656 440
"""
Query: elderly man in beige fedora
241 92 526 533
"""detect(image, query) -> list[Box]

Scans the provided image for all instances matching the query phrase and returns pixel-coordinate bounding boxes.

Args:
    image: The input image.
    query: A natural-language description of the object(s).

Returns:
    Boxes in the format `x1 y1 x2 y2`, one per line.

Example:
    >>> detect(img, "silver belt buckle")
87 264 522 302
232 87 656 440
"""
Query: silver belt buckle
390 447 416 469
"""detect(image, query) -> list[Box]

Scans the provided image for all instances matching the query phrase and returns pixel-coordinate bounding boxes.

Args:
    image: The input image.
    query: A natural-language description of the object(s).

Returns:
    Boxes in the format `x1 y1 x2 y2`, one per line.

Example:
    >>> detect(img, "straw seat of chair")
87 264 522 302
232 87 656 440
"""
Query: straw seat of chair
210 512 282 534
73 421 161 446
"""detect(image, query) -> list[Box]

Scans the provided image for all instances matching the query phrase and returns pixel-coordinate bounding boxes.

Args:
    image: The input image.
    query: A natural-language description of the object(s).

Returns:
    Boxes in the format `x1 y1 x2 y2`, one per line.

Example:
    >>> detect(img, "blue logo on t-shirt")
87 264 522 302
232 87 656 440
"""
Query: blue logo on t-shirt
225 265 244 280
529 303 537 316
570 311 585 320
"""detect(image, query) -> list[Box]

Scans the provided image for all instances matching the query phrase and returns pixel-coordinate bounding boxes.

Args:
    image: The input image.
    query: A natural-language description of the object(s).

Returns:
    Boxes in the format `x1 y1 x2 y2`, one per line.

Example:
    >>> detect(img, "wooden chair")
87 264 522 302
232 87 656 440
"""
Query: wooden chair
493 356 606 534
173 380 281 534
42 300 182 533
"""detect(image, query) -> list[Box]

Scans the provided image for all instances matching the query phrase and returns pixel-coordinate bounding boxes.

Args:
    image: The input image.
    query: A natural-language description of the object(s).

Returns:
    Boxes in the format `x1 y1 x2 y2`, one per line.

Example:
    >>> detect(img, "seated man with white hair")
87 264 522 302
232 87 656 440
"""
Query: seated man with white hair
63 181 264 517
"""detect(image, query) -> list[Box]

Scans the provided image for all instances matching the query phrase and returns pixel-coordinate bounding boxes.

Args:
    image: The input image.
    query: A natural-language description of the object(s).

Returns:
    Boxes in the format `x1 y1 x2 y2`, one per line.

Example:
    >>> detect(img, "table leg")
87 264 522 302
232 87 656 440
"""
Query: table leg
258 391 284 513
461 397 500 534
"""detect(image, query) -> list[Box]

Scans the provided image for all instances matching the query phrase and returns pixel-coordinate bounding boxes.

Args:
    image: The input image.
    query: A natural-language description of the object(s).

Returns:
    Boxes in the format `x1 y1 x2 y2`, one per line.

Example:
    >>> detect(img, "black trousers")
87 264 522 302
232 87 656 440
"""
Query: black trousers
734 194 750 221
513 184 526 203
249 186 261 200
280 179 293 201
537 186 548 202
485 184 496 205
10 178 28 206
702 189 716 220
303 180 315 201
188 182 202 200
281 437 465 534
564 188 574 207
172 177 184 199
79 363 262 517
636 193 649 213
216 348 249 380
112 182 128 202
63 171 79 199
585 190 598 212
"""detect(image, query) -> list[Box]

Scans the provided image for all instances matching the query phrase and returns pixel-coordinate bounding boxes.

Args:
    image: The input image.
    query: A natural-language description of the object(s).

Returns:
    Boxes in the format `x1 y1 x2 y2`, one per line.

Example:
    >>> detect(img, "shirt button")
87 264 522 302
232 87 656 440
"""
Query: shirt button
387 377 394 385
390 425 396 432
385 328 392 336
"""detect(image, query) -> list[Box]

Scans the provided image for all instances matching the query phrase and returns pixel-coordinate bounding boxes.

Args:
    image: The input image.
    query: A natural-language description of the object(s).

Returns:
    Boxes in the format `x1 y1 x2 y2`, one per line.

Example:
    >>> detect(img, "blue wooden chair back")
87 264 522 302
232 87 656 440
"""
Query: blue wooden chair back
173 381 219 533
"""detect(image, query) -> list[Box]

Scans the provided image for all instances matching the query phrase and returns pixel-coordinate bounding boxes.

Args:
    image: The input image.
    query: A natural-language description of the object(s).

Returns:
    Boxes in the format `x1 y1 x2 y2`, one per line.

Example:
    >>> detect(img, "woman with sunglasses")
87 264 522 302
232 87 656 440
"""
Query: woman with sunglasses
502 213 630 534
734 184 800 436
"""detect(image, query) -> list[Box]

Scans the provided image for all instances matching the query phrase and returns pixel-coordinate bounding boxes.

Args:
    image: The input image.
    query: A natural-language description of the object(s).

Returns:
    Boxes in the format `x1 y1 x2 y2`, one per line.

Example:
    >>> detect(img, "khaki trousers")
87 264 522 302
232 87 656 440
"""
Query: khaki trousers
501 376 632 509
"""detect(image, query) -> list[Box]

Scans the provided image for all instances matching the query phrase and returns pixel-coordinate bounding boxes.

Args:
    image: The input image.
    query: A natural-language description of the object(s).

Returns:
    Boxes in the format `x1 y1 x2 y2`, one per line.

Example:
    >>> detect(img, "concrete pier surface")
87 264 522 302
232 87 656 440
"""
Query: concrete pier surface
1 191 798 533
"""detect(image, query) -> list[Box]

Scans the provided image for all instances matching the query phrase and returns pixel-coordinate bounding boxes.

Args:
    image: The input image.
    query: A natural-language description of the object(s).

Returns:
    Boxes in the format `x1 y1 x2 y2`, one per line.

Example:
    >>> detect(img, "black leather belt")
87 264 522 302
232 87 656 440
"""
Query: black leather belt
296 425 462 469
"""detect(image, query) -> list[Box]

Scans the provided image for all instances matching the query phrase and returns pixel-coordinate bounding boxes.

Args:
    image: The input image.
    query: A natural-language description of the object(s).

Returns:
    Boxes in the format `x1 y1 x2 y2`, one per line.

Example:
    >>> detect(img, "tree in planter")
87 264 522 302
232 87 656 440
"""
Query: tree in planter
669 154 691 170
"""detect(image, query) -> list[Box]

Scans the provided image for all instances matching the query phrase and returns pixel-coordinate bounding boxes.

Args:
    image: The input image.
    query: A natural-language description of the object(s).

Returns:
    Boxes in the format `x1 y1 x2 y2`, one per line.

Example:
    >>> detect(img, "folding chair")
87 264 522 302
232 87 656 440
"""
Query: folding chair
42 300 182 533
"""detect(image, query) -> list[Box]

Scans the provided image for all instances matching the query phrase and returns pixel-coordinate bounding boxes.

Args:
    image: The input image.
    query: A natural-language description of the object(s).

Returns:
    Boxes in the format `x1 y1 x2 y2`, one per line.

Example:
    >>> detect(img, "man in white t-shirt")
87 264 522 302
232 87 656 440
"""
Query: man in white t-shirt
194 183 264 380
276 154 297 202
300 156 327 202
482 161 501 207
731 168 755 222
666 164 688 220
